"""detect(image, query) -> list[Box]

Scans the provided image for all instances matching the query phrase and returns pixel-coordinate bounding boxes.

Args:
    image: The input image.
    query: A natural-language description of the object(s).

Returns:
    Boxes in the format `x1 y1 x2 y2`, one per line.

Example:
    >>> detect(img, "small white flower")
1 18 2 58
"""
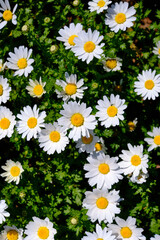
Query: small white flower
0 225 23 240
153 41 160 58
0 0 18 29
0 76 11 104
94 137 107 154
0 59 6 71
0 200 10 224
88 0 112 14
130 172 149 184
144 127 160 151
102 57 122 72
151 235 160 240
26 77 46 98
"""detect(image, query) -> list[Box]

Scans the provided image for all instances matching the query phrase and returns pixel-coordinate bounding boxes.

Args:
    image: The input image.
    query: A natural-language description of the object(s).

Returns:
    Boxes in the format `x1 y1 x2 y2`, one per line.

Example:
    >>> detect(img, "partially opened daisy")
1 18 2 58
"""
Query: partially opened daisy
0 225 23 240
6 46 34 77
72 28 104 64
151 235 160 240
105 2 136 33
153 41 160 58
134 69 160 100
0 76 11 104
108 216 146 240
127 118 137 132
88 0 112 14
0 0 18 30
0 200 10 224
1 160 24 184
58 101 97 141
83 188 121 223
38 122 69 155
118 143 149 178
130 172 148 184
55 72 87 102
56 22 83 50
144 127 160 151
16 105 46 141
0 59 6 71
96 94 127 128
26 77 46 98
0 106 16 140
102 57 122 72
24 216 57 240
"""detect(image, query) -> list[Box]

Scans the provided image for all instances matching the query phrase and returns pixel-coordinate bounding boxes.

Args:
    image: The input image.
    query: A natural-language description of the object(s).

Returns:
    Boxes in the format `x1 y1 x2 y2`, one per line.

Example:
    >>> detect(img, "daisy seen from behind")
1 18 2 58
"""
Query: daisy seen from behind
16 105 46 141
144 127 160 151
134 69 160 100
0 76 11 104
26 77 46 98
153 41 160 58
88 0 112 14
102 57 122 72
151 235 160 240
6 46 34 77
105 2 136 33
0 225 23 240
0 199 10 224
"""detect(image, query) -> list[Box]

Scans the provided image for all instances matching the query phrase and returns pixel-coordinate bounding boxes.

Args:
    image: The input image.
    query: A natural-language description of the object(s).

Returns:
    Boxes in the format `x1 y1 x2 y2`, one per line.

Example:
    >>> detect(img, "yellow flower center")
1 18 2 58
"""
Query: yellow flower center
98 163 110 174
49 131 60 142
84 41 96 53
71 113 84 127
115 13 126 24
33 85 43 96
145 80 155 90
97 239 103 240
17 58 28 69
106 59 117 69
37 226 49 239
97 0 105 7
0 84 3 96
0 118 10 130
154 135 160 145
7 230 18 240
10 166 20 177
27 117 37 128
95 142 102 151
128 121 136 132
82 134 93 144
65 83 77 95
68 34 78 46
96 197 108 209
131 155 141 166
158 48 160 55
107 106 118 117
3 10 13 21
120 227 132 238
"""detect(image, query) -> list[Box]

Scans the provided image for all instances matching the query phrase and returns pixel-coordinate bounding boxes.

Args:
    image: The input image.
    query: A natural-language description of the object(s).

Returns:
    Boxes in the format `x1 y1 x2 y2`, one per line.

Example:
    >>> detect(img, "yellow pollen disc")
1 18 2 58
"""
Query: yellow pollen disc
0 118 10 130
82 134 93 144
145 80 155 90
106 59 117 69
33 85 43 96
131 155 141 166
95 142 102 151
3 10 13 21
68 34 78 46
65 83 77 95
37 226 49 239
27 117 37 128
115 13 126 24
98 163 110 174
97 239 103 240
158 48 160 54
128 121 136 131
0 84 3 96
7 230 18 240
107 105 118 117
49 131 60 142
84 41 96 53
154 135 160 145
120 227 132 238
96 197 108 209
71 113 84 127
10 166 20 177
97 0 105 7
17 58 27 69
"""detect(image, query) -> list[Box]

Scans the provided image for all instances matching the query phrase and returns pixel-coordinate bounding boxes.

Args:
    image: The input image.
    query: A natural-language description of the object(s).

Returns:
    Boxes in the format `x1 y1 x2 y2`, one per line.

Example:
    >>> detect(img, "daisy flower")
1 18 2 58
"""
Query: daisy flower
0 76 11 104
0 225 23 240
96 94 127 128
0 106 16 140
127 118 137 132
0 200 10 224
58 101 97 141
55 72 87 102
56 22 83 50
82 223 116 240
108 216 146 240
1 159 24 184
24 216 57 240
26 77 46 98
6 46 34 77
72 28 104 64
94 137 107 154
130 172 149 184
0 59 6 71
102 57 122 72
134 69 160 100
153 41 160 58
118 143 149 178
0 0 17 30
38 122 69 155
105 2 136 33
144 127 160 151
16 105 46 141
151 235 160 240
83 188 121 223
88 0 112 14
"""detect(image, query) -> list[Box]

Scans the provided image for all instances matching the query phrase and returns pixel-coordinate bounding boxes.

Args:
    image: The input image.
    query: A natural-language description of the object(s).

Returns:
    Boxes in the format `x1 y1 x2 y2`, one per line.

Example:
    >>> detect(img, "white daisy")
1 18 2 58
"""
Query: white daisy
55 72 87 102
96 94 127 128
105 2 136 33
108 216 146 240
38 122 69 155
58 101 97 141
0 0 17 29
83 188 121 223
0 59 6 71
130 172 149 184
0 225 23 240
56 22 83 49
118 143 149 178
26 77 46 98
72 28 104 64
144 127 160 151
16 105 46 141
134 69 160 100
0 76 11 104
151 235 160 240
88 0 112 14
6 46 34 77
153 41 160 58
1 159 24 184
24 216 57 240
0 200 10 224
102 57 122 72
82 223 116 240
0 106 16 140
94 137 107 154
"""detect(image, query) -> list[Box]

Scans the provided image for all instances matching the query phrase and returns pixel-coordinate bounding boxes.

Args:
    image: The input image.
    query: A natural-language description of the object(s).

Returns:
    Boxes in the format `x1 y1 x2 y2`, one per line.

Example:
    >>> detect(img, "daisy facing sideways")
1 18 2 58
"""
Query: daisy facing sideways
129 171 149 185
153 41 160 58
26 77 46 98
0 200 10 224
0 225 23 240
0 59 6 71
0 76 11 104
88 0 112 14
144 127 160 151
102 57 122 72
